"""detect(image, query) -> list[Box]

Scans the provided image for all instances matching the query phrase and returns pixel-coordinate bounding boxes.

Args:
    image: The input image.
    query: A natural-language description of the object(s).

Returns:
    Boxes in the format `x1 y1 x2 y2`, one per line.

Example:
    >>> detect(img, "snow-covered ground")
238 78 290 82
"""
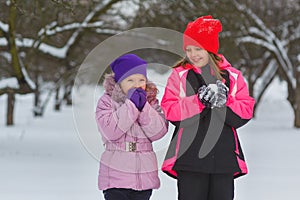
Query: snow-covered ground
1 74 300 200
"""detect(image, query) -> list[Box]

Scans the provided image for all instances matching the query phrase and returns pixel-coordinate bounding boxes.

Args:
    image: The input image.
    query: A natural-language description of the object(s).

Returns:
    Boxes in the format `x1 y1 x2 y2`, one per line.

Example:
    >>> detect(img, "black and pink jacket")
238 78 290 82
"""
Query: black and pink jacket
161 55 255 179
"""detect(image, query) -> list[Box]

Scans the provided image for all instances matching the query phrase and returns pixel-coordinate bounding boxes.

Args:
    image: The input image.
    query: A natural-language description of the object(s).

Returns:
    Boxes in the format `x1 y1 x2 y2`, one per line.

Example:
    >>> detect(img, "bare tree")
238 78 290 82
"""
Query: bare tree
0 0 135 125
0 0 36 125
232 0 300 127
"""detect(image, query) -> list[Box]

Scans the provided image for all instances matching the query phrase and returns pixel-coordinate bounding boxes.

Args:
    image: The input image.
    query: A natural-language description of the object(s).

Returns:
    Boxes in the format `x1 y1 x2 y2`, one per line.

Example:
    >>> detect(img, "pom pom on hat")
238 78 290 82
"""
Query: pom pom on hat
183 15 222 54
110 54 147 83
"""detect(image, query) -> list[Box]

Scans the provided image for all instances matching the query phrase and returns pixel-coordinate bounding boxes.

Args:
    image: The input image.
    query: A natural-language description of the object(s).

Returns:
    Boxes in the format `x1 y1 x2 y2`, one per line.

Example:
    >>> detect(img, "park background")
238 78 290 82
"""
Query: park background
1 0 300 199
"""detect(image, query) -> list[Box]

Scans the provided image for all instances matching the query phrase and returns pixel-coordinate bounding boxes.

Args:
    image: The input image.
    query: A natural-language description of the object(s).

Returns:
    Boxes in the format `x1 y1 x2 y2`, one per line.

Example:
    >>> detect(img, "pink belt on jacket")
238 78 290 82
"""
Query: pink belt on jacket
105 142 153 152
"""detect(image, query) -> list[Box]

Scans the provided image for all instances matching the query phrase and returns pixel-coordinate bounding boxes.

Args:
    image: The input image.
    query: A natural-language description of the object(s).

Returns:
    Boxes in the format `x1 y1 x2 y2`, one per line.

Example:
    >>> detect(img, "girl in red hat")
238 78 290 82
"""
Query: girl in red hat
95 54 168 200
161 16 255 200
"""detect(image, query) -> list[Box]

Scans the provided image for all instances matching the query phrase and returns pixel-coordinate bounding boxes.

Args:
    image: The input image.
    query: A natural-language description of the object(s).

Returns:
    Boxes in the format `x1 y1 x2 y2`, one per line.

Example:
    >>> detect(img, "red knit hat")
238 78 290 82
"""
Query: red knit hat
183 15 222 54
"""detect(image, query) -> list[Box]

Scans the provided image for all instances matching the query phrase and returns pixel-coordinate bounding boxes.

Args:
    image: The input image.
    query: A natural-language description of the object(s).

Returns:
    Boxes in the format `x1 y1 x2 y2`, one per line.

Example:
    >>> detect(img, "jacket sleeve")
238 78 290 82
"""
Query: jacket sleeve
138 100 168 141
214 107 250 129
223 70 255 128
95 94 139 141
161 69 205 122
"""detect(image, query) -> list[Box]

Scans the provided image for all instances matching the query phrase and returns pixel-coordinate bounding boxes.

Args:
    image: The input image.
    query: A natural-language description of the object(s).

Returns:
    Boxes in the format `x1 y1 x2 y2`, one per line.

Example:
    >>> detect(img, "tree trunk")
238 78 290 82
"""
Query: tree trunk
295 104 300 128
33 75 42 116
6 91 15 126
54 86 61 111
33 88 43 116
63 83 73 106
294 71 300 128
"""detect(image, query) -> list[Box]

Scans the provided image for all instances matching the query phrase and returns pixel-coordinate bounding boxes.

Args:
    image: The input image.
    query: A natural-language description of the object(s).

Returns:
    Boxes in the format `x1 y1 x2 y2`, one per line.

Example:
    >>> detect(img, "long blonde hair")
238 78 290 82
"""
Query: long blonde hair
172 52 224 80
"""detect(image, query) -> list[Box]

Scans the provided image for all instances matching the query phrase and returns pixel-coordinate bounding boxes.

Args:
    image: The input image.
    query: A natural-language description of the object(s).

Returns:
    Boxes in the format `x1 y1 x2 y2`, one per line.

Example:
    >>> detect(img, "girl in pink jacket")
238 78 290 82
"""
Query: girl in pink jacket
161 16 255 200
95 54 168 200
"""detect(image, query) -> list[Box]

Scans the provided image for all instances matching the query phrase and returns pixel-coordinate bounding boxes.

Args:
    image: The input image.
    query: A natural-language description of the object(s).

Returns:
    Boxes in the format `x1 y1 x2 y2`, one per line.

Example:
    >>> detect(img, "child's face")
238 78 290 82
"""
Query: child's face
119 74 147 94
185 45 209 67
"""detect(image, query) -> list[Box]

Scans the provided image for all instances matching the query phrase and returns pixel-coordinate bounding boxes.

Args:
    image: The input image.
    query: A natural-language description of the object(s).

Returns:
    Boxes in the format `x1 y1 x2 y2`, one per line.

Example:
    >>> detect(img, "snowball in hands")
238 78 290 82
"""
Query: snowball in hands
208 84 218 94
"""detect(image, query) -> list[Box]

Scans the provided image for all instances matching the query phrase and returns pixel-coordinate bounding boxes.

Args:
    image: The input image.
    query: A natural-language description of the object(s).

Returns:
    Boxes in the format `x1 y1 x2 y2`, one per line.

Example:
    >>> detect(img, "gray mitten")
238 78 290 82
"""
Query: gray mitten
198 85 216 108
212 80 229 108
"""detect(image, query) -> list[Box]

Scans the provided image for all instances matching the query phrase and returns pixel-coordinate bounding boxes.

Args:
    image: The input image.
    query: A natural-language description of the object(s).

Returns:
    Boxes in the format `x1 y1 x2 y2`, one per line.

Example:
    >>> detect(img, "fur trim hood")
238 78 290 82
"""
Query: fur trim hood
103 73 159 106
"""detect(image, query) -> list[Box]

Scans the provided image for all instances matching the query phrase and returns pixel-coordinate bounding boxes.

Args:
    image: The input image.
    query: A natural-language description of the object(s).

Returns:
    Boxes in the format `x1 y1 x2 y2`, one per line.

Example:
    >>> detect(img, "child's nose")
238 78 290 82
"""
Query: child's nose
133 81 141 87
132 82 139 88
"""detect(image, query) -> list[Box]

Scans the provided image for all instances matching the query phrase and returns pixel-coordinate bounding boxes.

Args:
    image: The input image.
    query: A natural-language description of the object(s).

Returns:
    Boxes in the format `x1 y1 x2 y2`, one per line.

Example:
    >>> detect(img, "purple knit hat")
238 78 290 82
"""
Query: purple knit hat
110 54 147 83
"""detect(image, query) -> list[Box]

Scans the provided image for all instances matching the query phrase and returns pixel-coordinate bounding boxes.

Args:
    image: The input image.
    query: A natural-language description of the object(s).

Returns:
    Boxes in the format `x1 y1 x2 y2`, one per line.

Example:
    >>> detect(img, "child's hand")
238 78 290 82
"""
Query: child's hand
198 85 216 108
127 88 147 111
212 80 229 108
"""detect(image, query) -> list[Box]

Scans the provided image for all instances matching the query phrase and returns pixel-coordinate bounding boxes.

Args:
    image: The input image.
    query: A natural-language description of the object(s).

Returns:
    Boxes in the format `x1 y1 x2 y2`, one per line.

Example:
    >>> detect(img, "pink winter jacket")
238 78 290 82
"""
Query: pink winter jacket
95 74 168 191
161 55 255 178
162 55 255 122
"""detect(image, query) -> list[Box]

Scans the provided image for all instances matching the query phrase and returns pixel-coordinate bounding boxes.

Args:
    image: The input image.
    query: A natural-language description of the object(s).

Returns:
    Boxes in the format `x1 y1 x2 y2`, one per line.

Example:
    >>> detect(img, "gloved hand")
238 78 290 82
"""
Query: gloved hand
198 85 216 108
127 88 147 111
212 80 229 108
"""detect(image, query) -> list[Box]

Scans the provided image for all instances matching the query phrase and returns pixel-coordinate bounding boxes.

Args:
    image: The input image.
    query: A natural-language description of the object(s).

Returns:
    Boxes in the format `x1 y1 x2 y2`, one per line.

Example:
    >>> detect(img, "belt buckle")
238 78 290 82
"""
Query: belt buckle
126 142 136 152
